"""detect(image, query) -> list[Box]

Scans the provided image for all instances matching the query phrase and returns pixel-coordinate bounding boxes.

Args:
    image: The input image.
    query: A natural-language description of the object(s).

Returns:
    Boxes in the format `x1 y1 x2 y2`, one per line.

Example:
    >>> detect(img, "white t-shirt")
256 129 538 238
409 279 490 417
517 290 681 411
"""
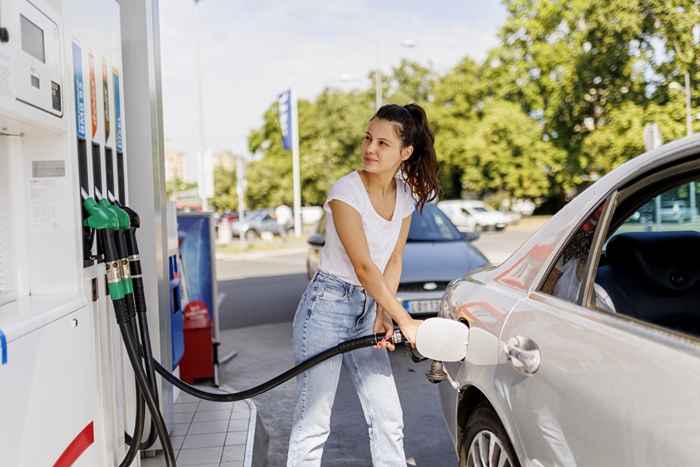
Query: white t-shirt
319 171 416 285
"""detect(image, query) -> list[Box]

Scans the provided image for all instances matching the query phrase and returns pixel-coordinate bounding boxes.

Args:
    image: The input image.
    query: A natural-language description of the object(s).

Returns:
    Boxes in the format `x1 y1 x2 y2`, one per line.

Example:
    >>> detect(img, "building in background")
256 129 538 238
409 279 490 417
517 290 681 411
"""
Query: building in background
165 148 187 181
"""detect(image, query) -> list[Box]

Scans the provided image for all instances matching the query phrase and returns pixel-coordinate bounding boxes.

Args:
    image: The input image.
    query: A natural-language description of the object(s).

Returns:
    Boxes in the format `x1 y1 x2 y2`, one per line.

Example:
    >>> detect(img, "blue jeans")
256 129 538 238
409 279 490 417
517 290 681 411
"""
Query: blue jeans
287 270 406 467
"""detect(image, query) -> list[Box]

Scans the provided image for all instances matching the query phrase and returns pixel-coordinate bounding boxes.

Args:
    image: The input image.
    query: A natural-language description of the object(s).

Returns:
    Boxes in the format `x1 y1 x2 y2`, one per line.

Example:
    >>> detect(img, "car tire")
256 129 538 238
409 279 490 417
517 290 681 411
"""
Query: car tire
245 230 259 241
460 404 520 467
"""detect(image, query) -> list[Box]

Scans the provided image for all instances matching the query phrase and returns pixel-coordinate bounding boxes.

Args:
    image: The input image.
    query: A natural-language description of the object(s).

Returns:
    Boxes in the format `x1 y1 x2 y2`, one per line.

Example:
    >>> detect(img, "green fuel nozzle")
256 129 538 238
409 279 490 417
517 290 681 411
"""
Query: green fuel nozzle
82 188 127 300
96 190 135 297
82 188 119 231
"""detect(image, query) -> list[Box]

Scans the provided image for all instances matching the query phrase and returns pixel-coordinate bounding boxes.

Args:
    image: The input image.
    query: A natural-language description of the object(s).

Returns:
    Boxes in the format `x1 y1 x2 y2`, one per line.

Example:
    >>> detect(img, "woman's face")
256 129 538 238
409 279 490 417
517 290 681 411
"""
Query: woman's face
361 118 413 174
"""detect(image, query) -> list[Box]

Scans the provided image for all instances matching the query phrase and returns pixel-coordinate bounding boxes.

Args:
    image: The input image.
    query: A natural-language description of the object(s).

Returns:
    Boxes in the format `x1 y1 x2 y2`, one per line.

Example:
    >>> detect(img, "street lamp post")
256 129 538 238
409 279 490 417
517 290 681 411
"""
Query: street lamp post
193 0 208 210
685 71 696 221
373 39 417 110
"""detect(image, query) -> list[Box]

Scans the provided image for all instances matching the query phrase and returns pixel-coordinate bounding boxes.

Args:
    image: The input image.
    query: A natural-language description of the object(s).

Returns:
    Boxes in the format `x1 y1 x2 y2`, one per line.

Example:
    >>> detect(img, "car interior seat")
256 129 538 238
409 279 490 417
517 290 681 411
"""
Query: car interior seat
596 231 700 337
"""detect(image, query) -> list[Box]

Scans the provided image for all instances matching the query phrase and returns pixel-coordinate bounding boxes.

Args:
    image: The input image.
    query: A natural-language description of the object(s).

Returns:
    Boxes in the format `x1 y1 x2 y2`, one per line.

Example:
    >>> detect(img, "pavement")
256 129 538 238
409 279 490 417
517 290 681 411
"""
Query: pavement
141 387 267 467
141 217 547 466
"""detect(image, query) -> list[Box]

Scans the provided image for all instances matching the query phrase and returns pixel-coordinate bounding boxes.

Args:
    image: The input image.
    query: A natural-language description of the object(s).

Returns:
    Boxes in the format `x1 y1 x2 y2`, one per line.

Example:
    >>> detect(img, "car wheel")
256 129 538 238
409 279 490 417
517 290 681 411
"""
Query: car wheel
474 224 482 233
460 404 519 467
245 230 259 241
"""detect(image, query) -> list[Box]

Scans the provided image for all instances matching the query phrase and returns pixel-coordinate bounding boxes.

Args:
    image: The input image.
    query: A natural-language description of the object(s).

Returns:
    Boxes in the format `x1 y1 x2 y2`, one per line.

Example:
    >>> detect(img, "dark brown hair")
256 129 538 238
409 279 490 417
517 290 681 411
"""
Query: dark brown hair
372 103 440 211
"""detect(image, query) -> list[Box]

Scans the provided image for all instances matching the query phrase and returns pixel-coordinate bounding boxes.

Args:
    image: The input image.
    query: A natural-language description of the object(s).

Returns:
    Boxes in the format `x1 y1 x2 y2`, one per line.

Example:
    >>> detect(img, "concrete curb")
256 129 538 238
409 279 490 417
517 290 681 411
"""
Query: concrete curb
220 384 269 467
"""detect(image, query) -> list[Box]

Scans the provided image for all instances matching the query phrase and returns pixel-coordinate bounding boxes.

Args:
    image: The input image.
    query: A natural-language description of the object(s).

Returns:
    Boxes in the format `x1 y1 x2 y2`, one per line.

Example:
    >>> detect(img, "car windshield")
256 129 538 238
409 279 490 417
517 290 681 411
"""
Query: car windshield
408 204 463 242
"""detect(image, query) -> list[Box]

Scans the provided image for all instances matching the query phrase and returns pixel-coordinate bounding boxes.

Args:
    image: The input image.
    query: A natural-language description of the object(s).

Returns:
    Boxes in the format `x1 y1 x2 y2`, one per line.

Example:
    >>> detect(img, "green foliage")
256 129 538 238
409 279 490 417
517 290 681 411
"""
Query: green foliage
246 89 375 208
459 100 564 200
209 164 239 212
165 177 197 200
243 1 700 210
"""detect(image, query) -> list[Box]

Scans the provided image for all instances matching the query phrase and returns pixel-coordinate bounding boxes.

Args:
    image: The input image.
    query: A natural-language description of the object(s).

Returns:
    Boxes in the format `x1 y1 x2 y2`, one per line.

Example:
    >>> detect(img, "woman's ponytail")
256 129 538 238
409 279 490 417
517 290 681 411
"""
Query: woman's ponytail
373 103 440 211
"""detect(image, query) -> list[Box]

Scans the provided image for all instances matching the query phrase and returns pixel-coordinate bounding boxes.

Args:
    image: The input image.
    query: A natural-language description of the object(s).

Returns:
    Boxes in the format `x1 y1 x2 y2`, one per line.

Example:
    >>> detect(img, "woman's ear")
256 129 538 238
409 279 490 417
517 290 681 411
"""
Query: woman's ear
401 145 414 161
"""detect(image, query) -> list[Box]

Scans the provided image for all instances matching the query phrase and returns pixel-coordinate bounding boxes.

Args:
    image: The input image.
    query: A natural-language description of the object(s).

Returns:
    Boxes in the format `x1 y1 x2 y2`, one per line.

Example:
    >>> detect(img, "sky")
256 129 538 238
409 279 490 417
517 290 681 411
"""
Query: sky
158 1 507 162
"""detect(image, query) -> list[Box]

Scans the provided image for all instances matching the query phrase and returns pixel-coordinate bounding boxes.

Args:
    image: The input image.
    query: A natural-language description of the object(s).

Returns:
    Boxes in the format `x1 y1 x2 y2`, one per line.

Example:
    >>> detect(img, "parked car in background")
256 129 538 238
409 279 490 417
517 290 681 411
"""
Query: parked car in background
436 135 700 467
660 200 693 223
438 200 510 231
436 201 480 233
306 203 488 316
511 198 536 216
231 209 291 240
301 206 324 225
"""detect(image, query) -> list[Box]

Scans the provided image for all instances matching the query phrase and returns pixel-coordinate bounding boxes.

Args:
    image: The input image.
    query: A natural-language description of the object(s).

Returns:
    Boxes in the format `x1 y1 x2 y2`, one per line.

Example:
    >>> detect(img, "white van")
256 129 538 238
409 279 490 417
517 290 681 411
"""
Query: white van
437 200 510 231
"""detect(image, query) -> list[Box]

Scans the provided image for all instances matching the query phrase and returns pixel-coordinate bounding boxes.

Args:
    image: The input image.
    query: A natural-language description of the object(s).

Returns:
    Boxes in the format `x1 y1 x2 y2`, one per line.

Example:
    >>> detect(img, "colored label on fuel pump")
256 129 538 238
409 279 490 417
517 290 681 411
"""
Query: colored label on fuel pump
72 43 86 139
0 328 6 364
113 69 123 153
88 53 97 138
102 60 110 141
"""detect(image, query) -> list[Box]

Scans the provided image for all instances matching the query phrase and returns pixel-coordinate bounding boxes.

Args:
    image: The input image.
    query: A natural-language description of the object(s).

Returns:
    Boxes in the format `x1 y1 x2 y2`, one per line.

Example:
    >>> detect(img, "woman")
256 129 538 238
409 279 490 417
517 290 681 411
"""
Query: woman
287 103 440 467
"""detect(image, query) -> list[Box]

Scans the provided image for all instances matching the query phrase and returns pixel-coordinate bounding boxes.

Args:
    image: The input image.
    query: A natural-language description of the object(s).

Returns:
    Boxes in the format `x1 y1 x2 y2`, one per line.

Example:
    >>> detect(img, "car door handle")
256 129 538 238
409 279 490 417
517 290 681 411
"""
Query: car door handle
504 336 541 375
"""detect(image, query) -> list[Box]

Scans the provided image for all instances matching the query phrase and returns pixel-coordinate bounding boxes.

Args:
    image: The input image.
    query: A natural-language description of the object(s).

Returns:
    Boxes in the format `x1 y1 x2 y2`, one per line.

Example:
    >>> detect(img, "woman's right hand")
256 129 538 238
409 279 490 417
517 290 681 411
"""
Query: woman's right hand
398 317 421 346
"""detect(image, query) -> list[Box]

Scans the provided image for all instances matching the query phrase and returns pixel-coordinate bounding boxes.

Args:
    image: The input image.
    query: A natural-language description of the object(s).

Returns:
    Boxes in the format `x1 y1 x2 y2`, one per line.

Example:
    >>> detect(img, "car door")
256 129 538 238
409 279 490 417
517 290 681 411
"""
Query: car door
499 185 700 466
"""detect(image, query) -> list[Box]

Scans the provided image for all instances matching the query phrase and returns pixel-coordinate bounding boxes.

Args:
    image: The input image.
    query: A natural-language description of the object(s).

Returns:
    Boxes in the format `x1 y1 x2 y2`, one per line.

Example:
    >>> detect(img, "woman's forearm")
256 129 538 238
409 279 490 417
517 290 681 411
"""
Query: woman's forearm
377 257 402 319
355 262 411 326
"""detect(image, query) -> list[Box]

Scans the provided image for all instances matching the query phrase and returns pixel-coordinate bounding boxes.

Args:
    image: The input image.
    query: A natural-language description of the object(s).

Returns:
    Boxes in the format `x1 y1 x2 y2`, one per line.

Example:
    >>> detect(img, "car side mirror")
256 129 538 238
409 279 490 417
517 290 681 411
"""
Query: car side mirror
462 231 479 242
415 318 469 362
307 233 325 247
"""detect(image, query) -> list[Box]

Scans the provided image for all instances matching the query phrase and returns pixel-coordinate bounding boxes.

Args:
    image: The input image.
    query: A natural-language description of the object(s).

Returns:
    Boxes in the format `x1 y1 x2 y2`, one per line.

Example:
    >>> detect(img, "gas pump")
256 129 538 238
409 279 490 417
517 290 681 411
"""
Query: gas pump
0 0 145 465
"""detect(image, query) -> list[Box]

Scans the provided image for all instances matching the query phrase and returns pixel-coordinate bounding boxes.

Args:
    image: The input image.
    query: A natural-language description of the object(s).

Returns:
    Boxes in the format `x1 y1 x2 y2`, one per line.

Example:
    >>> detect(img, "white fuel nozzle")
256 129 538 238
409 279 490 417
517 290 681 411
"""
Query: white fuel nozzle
415 318 469 362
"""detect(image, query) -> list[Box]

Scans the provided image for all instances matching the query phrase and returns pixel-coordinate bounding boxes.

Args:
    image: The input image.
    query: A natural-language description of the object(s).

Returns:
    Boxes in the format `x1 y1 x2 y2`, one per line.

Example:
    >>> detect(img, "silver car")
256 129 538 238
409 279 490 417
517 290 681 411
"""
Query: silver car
306 203 487 316
437 135 700 467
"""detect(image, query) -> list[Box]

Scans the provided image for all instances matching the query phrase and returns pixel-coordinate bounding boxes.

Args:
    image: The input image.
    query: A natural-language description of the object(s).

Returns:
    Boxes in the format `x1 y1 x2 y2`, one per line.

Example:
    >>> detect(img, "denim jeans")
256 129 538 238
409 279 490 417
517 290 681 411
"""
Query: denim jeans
287 270 406 467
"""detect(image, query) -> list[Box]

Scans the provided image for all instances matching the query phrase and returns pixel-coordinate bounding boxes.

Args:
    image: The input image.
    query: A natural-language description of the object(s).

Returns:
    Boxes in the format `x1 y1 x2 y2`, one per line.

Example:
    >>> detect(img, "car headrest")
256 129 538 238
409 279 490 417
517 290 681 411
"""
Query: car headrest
606 231 700 293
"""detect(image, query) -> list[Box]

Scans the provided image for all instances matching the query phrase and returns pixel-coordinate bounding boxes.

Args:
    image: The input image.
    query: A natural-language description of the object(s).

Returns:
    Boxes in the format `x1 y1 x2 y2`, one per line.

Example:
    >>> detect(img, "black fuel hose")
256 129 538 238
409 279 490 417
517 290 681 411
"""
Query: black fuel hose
115 299 176 467
119 366 145 467
153 331 403 402
123 314 158 450
99 226 175 467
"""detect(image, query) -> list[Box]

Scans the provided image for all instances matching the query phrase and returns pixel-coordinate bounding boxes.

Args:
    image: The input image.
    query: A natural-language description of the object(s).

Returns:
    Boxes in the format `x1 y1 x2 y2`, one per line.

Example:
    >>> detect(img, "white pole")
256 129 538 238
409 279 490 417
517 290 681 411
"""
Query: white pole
236 154 246 246
194 0 207 211
685 71 696 221
291 89 302 237
686 71 693 137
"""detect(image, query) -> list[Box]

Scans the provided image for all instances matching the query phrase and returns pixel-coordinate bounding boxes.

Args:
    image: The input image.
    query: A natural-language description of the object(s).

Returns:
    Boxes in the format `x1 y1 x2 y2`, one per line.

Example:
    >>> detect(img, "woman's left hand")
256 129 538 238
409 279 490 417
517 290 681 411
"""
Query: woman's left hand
373 309 396 351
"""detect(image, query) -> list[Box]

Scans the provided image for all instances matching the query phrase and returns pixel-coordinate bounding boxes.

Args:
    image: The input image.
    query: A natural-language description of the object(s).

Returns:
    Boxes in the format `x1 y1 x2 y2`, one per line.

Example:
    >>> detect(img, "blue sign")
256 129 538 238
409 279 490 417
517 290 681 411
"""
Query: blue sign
278 89 293 150
177 213 216 322
113 71 123 153
72 42 86 140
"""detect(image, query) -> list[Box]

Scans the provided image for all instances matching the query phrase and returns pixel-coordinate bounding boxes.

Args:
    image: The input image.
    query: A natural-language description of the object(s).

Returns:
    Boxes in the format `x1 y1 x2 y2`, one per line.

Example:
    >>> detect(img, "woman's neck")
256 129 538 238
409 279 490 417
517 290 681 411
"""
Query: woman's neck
359 169 395 198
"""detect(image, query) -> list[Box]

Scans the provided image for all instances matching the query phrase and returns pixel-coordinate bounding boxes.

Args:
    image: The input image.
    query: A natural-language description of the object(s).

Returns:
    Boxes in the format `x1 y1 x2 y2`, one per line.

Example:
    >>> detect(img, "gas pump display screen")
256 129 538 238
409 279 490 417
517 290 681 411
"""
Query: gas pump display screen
20 15 46 63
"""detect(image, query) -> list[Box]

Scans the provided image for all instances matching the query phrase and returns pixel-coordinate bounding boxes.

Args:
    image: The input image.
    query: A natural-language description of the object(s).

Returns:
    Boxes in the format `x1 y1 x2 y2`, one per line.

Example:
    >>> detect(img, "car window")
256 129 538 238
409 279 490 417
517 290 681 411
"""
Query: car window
472 207 489 213
609 181 700 242
540 202 614 311
408 205 462 242
593 177 700 338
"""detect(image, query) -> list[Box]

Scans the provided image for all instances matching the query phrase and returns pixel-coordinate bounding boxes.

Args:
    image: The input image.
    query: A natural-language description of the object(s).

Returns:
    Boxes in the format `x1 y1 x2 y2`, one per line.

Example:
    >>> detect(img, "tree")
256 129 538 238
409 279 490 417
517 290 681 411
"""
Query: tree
459 99 564 200
583 98 697 176
247 89 375 209
209 164 239 212
165 177 197 200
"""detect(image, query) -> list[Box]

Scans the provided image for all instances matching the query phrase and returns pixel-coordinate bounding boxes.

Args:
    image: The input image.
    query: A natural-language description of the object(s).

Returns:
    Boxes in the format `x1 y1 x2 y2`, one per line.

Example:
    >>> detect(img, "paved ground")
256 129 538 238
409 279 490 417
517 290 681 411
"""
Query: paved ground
214 219 547 466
